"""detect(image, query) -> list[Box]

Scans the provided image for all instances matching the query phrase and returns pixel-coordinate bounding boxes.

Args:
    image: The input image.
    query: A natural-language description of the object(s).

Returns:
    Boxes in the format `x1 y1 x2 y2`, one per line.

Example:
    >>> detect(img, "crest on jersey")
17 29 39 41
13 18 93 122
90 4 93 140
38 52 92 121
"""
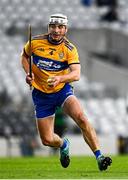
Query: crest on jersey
59 52 64 59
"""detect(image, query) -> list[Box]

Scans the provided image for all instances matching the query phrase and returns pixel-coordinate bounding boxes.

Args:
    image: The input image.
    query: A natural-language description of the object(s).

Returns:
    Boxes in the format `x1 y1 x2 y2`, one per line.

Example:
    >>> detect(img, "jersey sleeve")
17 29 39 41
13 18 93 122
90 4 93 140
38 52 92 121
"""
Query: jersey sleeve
21 41 31 58
67 46 80 65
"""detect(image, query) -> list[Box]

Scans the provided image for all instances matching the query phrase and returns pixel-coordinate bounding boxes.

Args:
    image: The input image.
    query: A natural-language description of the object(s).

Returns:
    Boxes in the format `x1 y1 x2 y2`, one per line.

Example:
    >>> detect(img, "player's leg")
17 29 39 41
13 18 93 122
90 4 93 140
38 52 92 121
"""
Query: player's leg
63 95 99 151
37 116 70 168
63 95 112 170
37 116 63 147
32 87 70 168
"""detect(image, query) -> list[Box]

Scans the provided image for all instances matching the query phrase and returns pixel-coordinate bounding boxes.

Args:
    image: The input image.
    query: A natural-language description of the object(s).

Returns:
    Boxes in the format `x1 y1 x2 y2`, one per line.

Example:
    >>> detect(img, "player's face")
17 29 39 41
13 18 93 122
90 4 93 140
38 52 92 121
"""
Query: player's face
48 24 67 41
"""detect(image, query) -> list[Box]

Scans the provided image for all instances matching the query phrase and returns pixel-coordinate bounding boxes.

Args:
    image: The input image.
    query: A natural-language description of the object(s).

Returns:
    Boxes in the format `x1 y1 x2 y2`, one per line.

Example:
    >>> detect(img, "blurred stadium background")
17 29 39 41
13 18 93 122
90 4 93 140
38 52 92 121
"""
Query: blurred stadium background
0 0 128 157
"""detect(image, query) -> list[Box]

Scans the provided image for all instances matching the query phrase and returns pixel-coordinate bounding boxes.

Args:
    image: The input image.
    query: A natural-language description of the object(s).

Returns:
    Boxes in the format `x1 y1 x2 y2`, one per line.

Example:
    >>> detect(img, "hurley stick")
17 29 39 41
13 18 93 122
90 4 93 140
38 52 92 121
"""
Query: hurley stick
28 24 32 90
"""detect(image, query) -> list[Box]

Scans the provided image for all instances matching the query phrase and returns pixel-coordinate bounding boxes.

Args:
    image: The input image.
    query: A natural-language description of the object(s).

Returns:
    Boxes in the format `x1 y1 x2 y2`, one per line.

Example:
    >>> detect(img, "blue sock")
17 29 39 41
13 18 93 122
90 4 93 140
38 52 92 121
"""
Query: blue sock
61 139 67 149
94 150 102 159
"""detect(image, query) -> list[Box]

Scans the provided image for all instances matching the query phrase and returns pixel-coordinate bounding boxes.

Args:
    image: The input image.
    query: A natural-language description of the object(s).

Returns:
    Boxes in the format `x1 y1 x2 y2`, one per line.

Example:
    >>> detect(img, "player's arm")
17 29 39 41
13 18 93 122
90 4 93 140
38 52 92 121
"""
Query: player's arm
60 63 80 82
21 53 34 85
21 54 29 74
47 63 80 87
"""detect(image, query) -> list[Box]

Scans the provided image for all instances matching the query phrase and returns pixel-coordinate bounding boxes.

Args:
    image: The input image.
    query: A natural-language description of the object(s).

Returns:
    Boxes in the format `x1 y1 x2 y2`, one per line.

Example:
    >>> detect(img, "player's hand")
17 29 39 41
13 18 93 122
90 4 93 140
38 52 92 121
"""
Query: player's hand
26 73 34 85
47 76 61 87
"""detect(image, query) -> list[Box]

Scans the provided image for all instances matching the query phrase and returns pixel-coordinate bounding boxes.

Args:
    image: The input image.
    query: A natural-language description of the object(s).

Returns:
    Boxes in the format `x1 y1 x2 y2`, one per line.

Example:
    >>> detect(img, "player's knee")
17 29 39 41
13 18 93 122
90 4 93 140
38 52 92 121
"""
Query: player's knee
41 137 53 146
76 112 88 127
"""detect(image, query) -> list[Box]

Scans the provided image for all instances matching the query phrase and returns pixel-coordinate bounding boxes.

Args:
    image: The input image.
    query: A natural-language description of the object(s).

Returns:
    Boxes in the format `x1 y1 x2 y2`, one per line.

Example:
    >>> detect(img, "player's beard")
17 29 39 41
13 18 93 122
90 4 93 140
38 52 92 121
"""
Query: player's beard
48 33 65 45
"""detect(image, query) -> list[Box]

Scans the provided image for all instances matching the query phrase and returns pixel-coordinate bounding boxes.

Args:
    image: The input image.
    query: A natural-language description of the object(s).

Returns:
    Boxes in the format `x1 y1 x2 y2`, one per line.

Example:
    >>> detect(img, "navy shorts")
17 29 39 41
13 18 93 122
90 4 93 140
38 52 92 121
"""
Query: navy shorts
32 83 74 119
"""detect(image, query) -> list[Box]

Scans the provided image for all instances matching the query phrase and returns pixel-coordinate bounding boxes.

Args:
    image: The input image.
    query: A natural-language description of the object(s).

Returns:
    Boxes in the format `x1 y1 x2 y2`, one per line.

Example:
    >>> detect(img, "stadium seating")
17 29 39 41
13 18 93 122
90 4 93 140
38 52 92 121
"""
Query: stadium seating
0 0 128 30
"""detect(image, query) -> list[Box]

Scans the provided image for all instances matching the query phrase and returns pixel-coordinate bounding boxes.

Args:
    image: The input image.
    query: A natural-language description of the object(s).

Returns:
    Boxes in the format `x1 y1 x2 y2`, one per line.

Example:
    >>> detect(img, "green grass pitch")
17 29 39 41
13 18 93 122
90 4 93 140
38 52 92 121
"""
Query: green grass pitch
0 155 128 179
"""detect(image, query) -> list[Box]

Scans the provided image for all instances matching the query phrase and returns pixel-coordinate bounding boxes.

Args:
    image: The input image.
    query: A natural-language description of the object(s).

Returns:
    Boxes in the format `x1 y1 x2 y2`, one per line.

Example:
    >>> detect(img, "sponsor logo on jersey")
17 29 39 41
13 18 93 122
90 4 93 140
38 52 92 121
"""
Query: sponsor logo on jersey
37 48 45 51
33 54 68 71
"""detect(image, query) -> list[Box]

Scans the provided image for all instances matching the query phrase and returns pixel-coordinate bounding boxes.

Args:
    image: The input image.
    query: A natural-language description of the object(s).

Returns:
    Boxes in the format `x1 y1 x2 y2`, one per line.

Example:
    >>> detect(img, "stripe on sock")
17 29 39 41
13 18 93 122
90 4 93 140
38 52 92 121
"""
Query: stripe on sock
94 150 102 159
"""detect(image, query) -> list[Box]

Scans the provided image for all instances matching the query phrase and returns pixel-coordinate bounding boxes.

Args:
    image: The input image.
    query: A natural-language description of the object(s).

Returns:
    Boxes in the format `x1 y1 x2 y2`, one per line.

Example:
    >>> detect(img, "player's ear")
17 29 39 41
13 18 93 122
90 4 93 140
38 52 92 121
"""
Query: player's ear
65 26 68 34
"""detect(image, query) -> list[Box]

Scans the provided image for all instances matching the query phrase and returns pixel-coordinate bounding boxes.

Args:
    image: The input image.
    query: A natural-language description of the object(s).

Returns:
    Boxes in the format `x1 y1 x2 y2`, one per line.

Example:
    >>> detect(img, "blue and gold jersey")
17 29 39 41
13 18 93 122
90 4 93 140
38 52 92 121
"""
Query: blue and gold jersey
23 34 79 93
